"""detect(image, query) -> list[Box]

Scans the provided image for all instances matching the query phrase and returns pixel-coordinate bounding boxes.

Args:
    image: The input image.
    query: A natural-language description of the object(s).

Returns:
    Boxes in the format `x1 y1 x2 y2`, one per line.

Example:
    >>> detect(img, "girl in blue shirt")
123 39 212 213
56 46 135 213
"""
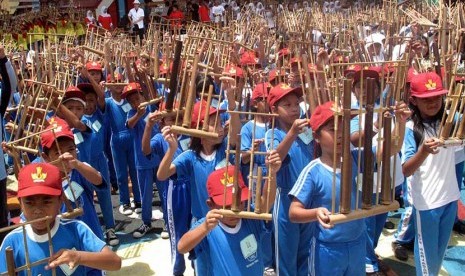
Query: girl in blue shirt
157 80 241 275
289 101 409 276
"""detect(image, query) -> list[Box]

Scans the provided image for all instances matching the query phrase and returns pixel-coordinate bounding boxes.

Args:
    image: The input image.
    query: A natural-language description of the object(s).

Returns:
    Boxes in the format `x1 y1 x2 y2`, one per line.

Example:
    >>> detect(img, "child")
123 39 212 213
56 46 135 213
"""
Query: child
142 108 191 276
402 72 460 275
79 82 119 246
157 80 240 275
177 149 281 276
288 100 409 276
105 77 141 216
0 163 121 275
40 117 106 241
264 82 314 276
123 82 158 238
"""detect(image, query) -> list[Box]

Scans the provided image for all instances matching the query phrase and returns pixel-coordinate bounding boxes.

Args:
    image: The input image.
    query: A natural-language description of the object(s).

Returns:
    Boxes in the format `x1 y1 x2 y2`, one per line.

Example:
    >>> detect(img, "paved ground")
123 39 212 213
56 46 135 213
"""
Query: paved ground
96 189 465 276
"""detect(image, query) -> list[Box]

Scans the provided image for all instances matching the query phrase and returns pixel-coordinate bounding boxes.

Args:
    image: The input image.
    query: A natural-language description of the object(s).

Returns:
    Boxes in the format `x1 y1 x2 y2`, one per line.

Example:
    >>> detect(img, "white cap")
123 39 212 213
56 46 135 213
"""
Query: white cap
133 0 140 4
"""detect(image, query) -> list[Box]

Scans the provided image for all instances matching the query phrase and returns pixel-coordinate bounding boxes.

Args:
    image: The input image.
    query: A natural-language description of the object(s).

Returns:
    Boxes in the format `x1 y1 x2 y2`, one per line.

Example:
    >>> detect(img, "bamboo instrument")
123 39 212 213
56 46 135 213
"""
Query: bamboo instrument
166 40 183 111
440 84 463 140
5 247 15 276
362 78 376 209
231 134 242 212
380 113 392 205
340 79 352 214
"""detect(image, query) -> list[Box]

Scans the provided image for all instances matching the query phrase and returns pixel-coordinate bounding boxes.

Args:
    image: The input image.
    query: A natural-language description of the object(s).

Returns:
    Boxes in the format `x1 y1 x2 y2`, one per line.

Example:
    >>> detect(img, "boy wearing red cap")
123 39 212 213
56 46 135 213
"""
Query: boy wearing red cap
177 151 281 275
264 82 314 276
289 101 410 276
123 83 159 238
40 117 106 242
0 163 121 275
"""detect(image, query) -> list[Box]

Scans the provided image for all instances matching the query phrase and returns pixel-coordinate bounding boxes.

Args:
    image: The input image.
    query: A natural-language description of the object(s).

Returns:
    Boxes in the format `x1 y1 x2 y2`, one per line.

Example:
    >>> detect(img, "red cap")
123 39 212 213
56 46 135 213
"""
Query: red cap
63 86 86 106
406 67 418 84
290 57 302 65
410 72 448 98
344 64 362 78
206 166 249 206
159 62 172 75
222 64 244 78
240 51 260 67
252 82 271 101
40 117 75 149
267 83 303 107
353 66 382 84
191 100 224 128
278 48 290 57
332 55 349 63
18 163 62 198
106 72 123 82
309 101 338 132
268 68 286 82
121 82 142 99
86 61 102 71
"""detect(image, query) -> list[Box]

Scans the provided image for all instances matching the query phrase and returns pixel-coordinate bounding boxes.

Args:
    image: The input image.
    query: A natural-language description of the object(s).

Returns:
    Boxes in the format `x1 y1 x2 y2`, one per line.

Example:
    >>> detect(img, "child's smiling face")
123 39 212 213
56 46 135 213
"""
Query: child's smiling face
411 95 443 119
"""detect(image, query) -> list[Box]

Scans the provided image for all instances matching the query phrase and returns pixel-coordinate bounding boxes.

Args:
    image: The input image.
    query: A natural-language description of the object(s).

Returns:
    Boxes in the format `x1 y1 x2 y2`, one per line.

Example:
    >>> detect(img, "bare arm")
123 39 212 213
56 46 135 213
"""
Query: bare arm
57 105 88 132
126 106 145 129
47 246 121 271
156 126 177 181
74 160 103 185
141 114 158 155
178 210 222 254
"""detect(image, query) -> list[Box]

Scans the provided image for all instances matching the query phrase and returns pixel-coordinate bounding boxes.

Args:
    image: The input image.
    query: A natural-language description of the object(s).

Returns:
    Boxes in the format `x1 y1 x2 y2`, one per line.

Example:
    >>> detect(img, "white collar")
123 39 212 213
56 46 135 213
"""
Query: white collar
25 217 60 243
219 218 242 234
200 150 217 161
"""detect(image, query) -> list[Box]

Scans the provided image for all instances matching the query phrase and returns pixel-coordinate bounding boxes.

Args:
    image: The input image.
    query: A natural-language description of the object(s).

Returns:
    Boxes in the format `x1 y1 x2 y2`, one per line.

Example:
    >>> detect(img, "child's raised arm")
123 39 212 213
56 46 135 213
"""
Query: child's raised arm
46 246 121 271
177 209 222 254
141 111 159 155
157 125 178 181
126 106 146 129
274 119 308 160
223 79 240 147
61 153 102 185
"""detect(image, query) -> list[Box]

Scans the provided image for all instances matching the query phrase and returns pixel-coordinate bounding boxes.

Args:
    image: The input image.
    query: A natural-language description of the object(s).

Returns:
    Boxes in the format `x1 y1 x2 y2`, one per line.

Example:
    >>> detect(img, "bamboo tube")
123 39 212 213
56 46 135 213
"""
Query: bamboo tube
340 79 353 214
5 247 15 276
329 201 399 225
166 40 183 111
440 84 463 140
170 125 219 139
231 134 242 212
216 208 272 220
380 113 392 205
254 166 263 214
362 78 376 209
182 54 201 128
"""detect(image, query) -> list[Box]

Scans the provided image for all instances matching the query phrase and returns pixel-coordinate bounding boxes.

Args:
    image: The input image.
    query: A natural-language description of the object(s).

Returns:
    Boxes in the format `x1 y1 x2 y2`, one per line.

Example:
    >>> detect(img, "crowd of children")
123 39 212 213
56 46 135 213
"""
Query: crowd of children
1 1 465 276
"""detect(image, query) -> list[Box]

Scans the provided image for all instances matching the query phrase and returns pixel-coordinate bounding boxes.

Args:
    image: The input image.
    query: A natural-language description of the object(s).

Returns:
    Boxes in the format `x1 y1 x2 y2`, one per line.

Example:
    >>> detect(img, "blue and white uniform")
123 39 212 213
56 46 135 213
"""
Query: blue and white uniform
289 151 368 276
151 133 191 275
265 127 314 276
0 218 106 276
240 121 273 268
172 139 231 275
127 107 158 225
105 97 140 205
64 167 107 241
82 108 115 230
192 218 269 276
402 120 460 276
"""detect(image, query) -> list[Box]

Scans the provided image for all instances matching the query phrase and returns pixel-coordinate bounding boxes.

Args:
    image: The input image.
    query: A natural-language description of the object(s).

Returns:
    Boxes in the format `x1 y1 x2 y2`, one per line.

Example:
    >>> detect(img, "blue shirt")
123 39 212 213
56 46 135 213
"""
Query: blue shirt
82 109 106 159
265 127 314 190
240 121 268 184
288 151 367 243
127 107 159 169
72 128 92 163
0 218 106 276
63 167 106 240
192 218 268 276
105 97 133 135
173 139 231 218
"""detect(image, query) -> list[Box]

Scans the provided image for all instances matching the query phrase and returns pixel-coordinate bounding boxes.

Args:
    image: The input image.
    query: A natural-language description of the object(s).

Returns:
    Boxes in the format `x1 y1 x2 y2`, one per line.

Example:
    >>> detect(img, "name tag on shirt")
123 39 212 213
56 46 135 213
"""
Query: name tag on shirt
92 120 102 132
74 132 84 145
179 137 190 151
63 180 84 202
122 103 132 113
298 127 313 145
240 234 258 261
59 248 79 275
211 98 219 109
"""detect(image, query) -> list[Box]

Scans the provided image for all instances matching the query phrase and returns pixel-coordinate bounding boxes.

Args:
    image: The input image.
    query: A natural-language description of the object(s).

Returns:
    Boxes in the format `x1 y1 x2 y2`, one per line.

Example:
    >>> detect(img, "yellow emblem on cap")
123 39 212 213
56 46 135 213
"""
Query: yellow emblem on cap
32 167 47 183
92 62 98 66
229 67 237 74
220 172 234 187
425 79 437 90
280 83 291 90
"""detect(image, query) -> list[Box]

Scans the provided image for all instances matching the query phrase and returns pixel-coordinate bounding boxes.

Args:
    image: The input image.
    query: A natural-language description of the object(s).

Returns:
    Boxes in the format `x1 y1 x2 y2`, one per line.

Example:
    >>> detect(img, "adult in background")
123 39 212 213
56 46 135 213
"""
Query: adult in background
199 1 211 23
190 1 200 22
98 6 114 31
128 0 145 44
0 44 16 243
